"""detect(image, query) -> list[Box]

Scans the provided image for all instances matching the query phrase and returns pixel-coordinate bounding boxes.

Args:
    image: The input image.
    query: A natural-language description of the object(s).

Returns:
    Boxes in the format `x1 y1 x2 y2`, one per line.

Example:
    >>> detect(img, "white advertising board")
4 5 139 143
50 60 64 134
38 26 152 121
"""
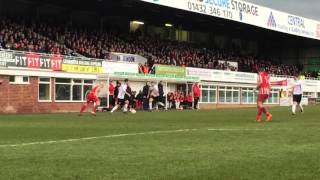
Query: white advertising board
109 52 147 64
140 0 320 40
186 67 257 83
102 61 139 74
280 97 308 106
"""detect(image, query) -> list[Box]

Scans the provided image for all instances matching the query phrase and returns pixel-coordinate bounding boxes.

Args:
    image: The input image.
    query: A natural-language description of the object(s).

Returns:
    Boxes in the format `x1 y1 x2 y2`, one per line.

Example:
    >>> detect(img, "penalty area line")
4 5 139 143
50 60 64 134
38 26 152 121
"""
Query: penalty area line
0 129 199 148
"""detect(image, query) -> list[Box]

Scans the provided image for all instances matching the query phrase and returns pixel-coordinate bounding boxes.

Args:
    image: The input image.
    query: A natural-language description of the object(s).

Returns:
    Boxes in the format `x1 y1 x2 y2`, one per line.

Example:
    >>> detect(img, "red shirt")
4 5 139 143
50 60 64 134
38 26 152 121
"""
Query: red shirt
193 84 201 98
109 83 115 95
258 72 271 95
180 95 185 102
187 95 193 102
90 85 100 96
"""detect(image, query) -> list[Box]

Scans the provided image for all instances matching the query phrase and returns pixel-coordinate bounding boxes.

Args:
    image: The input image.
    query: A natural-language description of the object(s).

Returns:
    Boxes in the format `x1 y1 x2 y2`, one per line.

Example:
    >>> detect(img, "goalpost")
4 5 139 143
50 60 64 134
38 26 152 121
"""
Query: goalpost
96 73 200 111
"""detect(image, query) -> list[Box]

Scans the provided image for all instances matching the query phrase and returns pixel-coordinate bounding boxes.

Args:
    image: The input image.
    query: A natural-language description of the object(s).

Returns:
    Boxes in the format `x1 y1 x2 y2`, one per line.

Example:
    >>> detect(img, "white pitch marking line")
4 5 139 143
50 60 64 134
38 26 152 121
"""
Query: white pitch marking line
0 129 199 148
208 128 272 131
0 128 281 148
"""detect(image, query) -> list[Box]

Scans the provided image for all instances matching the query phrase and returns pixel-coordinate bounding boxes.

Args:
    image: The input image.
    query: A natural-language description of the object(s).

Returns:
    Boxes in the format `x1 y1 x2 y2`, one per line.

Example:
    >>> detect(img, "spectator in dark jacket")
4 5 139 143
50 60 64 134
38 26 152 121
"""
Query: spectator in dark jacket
158 81 164 103
142 82 150 110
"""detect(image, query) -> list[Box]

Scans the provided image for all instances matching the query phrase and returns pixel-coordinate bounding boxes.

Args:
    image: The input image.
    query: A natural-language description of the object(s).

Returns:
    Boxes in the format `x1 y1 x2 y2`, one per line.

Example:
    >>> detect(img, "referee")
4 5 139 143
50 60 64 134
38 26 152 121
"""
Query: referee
292 75 304 115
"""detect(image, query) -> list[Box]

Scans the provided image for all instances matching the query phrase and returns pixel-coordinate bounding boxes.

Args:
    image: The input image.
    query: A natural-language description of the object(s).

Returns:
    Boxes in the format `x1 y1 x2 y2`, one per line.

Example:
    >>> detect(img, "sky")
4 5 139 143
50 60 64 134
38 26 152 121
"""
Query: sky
244 0 320 21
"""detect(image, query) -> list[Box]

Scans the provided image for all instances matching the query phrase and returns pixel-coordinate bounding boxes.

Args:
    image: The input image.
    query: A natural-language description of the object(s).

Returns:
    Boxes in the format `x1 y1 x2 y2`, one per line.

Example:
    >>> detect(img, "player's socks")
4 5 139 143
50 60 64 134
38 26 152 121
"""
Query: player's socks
266 113 273 122
111 105 118 113
299 104 304 112
262 107 268 114
80 104 87 113
123 104 128 112
256 108 262 122
91 106 96 114
292 104 296 114
256 115 262 122
149 102 153 110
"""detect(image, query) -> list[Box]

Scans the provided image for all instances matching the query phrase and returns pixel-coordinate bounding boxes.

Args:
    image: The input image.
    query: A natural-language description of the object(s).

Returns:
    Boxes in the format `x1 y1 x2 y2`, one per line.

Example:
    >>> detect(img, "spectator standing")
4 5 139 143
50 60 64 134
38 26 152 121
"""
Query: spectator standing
142 82 150 110
143 63 149 74
108 80 115 108
158 81 164 104
193 82 201 109
186 92 193 108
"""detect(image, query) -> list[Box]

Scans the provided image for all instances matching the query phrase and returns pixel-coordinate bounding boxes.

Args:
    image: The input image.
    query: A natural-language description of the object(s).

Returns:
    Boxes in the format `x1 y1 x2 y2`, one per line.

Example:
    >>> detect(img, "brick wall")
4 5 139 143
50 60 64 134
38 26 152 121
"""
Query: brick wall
0 75 279 114
0 75 83 113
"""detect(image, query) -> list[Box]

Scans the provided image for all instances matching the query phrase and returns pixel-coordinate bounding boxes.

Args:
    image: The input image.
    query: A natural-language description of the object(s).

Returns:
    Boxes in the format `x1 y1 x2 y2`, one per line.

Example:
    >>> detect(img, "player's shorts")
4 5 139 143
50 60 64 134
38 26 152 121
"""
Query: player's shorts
124 95 133 105
257 94 269 102
149 95 158 102
118 98 125 106
86 93 98 103
293 94 302 103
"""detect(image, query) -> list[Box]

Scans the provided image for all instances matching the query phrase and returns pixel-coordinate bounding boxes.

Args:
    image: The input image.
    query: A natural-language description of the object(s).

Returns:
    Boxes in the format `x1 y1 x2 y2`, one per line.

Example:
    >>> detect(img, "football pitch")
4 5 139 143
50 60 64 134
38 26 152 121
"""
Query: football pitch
0 106 320 180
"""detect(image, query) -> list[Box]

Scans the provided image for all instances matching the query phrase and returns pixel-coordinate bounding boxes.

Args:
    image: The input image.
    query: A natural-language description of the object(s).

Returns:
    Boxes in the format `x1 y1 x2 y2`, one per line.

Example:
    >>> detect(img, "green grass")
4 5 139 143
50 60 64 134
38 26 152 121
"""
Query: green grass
0 106 320 180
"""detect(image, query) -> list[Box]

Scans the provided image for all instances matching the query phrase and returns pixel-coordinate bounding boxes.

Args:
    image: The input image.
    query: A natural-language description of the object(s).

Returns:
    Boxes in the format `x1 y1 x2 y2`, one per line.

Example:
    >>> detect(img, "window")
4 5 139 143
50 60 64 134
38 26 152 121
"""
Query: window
200 85 216 103
209 89 216 102
23 76 29 83
218 86 240 104
266 89 279 104
56 84 71 100
242 88 279 104
55 78 94 102
39 78 51 101
72 85 82 101
56 78 71 83
218 87 226 103
9 76 29 84
201 89 209 103
83 85 92 101
241 88 257 104
9 76 15 82
84 80 93 84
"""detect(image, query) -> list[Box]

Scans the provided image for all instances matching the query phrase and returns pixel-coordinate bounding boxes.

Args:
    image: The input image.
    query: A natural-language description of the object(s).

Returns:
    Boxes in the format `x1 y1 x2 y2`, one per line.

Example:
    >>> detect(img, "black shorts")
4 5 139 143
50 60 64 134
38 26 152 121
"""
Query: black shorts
118 99 125 106
150 95 159 102
124 95 133 105
293 94 302 103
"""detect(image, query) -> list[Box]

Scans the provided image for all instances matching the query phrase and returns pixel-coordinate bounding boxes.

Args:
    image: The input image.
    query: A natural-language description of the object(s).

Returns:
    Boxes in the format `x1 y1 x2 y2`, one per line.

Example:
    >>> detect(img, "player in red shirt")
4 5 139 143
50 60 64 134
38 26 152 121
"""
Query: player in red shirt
79 82 104 116
256 69 273 122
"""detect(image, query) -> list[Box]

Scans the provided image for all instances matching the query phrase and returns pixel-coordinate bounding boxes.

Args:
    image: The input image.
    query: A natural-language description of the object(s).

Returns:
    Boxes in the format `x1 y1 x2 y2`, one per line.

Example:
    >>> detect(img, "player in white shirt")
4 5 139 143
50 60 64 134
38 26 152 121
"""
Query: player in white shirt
291 75 304 115
111 79 130 113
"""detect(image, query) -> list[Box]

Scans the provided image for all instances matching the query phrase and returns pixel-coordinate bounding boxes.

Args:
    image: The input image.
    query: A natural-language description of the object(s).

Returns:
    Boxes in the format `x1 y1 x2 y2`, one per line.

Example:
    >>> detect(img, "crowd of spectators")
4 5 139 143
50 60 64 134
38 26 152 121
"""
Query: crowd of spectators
0 17 72 55
0 16 306 77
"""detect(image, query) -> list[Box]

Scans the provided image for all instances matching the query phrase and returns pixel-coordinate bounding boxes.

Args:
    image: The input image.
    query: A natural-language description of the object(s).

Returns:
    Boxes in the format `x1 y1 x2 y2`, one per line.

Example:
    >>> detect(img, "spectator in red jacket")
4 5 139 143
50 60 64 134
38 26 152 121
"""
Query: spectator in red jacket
109 80 115 108
186 92 193 108
192 82 201 109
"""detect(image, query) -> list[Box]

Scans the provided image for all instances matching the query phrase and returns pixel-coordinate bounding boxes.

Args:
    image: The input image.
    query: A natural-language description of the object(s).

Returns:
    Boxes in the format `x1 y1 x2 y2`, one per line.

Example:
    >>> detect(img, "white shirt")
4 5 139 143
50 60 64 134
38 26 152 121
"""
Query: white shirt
117 84 127 99
293 80 302 95
152 85 159 94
